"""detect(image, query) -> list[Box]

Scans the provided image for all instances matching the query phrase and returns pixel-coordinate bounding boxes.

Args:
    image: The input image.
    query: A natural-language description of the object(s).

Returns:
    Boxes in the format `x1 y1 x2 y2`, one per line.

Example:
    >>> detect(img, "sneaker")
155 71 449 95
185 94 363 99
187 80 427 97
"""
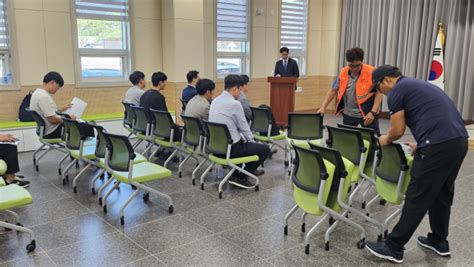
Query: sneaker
6 178 30 188
253 169 265 176
229 176 255 189
417 236 451 256
366 241 404 264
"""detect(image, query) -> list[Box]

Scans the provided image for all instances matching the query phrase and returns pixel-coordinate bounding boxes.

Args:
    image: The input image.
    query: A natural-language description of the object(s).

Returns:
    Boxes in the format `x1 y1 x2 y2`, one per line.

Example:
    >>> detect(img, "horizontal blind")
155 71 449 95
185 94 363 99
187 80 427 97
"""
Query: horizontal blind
0 0 9 48
76 0 128 21
217 0 248 41
280 0 308 51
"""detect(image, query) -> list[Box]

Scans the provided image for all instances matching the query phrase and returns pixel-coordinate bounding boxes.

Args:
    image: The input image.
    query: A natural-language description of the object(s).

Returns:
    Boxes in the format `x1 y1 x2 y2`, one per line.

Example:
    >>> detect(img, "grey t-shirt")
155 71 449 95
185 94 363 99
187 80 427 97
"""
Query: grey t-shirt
124 86 145 106
238 91 252 121
342 75 362 118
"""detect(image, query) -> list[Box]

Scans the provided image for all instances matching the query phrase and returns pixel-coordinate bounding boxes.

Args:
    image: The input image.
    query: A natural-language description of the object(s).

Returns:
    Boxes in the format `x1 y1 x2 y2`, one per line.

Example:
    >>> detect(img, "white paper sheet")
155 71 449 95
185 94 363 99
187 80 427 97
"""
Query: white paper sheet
66 97 88 119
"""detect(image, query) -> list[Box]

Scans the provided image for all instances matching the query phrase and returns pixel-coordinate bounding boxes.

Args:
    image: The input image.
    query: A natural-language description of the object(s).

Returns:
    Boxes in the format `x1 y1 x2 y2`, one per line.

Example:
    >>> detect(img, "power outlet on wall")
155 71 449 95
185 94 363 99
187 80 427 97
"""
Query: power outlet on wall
296 87 303 93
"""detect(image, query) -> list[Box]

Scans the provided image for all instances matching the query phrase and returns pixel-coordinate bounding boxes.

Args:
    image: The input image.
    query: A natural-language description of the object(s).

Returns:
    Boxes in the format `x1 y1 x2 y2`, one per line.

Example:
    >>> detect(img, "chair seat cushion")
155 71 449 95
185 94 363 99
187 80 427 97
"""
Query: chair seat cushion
154 138 180 148
44 138 63 144
112 162 172 184
253 132 286 142
0 160 6 176
287 138 322 149
70 145 97 160
136 132 148 140
0 178 5 187
0 184 33 211
376 155 413 205
98 153 147 168
208 153 259 165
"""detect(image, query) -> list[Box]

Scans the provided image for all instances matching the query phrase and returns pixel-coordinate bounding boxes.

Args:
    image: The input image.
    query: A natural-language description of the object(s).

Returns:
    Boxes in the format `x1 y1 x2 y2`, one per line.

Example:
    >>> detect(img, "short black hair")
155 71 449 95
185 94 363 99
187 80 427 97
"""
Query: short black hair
345 47 364 62
186 70 199 83
241 74 249 85
224 75 244 90
280 47 289 54
196 79 215 95
129 71 145 85
43 71 64 87
151 72 167 87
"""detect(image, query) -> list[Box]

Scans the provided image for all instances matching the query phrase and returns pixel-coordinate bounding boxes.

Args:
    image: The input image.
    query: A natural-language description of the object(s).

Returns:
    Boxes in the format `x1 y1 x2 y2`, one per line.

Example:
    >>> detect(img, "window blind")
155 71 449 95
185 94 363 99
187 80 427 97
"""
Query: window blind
280 0 308 51
217 0 248 41
75 0 128 21
0 0 9 48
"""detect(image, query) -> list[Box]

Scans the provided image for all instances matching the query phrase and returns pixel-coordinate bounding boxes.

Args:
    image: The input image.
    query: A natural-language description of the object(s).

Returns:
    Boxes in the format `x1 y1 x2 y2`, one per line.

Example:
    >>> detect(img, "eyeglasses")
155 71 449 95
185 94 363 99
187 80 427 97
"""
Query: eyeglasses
348 63 362 68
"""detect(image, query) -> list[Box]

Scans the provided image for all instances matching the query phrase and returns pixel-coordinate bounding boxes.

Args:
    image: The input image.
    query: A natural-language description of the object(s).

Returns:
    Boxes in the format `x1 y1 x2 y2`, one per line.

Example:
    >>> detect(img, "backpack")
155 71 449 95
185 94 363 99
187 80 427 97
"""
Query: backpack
18 91 34 122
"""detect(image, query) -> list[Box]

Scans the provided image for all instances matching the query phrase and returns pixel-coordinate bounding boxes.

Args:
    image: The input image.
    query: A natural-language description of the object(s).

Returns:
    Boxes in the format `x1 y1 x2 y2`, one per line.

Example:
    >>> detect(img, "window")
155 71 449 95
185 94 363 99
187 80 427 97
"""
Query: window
73 0 131 84
0 0 12 85
216 0 249 78
280 0 308 75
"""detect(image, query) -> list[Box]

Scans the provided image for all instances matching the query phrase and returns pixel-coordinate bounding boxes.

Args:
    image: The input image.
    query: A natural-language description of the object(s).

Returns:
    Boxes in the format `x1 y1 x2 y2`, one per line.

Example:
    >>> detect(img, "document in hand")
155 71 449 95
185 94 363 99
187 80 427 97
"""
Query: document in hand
66 97 88 119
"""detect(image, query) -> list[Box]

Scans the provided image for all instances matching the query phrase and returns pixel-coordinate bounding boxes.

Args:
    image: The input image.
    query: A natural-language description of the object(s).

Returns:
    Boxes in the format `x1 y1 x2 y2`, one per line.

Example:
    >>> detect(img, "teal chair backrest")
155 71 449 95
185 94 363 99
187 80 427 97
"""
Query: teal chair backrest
28 109 46 137
88 123 107 159
103 132 135 172
287 112 323 140
150 109 175 139
62 118 86 150
326 125 365 165
203 121 232 156
181 115 204 147
375 143 409 183
250 107 271 133
292 144 328 194
131 106 151 134
122 102 135 129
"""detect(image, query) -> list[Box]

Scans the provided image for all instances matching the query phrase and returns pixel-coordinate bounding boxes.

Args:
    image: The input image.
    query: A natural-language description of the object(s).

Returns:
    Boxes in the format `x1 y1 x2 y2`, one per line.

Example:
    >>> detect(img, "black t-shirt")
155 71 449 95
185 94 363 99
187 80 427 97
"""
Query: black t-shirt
139 89 168 112
387 76 468 148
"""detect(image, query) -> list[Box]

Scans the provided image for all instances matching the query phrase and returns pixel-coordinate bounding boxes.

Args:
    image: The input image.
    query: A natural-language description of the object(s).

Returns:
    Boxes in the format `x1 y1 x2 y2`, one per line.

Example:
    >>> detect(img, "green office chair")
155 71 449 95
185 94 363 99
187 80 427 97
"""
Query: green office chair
250 107 287 163
130 106 153 151
102 132 174 224
29 109 67 173
180 115 207 182
0 160 7 186
200 121 259 198
122 102 135 137
148 109 183 169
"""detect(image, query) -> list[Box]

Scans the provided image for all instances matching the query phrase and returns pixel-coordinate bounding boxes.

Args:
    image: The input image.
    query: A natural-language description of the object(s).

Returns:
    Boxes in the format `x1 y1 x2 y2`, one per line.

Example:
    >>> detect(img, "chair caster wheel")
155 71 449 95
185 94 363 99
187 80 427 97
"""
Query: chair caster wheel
35 166 39 172
366 213 370 216
92 188 96 194
62 179 66 185
329 217 335 226
75 162 80 169
377 234 383 242
384 230 388 239
58 169 62 175
200 184 204 190
120 216 124 225
65 175 69 182
284 225 288 235
73 187 77 194
218 192 222 199
380 199 387 206
284 161 289 167
178 172 182 178
103 205 107 213
357 239 365 249
143 193 150 202
325 241 330 251
255 185 259 192
131 185 137 190
192 179 195 186
26 240 36 253
361 201 366 209
301 223 305 233
168 205 174 213
98 198 102 206
305 244 310 255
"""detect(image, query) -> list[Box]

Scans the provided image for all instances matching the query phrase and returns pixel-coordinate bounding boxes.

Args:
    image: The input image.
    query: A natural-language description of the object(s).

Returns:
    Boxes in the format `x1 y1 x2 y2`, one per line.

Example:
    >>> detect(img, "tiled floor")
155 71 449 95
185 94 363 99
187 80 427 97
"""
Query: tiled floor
1 114 473 266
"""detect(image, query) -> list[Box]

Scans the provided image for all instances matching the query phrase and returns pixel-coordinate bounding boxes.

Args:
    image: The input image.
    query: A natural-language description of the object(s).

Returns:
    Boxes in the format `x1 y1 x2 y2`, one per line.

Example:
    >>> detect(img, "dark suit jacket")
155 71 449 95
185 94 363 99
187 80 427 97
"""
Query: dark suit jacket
274 58 300 77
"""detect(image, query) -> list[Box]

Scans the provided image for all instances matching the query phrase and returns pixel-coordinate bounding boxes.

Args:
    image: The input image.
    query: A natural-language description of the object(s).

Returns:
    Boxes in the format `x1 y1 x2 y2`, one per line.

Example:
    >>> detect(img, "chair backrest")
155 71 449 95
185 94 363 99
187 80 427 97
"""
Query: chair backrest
102 132 135 172
28 109 46 137
62 118 86 150
250 107 271 133
337 123 378 162
150 109 174 139
181 115 204 147
292 144 328 194
375 143 408 183
308 142 347 180
131 106 152 134
87 123 107 158
287 112 323 140
122 102 135 128
202 121 232 155
326 125 365 165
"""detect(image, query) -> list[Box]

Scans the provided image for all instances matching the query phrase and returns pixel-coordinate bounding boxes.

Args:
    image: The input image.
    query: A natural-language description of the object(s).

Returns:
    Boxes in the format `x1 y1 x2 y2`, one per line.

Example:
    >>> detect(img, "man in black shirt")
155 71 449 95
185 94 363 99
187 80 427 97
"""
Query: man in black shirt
140 72 168 111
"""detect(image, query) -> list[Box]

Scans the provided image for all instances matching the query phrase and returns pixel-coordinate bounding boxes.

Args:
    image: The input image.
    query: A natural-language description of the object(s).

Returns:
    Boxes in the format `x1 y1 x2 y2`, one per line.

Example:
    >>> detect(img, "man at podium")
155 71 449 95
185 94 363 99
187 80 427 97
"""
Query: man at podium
274 47 300 77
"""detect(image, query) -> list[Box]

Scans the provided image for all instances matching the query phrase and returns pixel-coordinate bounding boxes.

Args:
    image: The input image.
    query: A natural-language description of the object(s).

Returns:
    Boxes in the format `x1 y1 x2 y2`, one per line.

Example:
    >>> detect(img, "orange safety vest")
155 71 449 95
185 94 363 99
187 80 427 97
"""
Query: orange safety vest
335 64 375 116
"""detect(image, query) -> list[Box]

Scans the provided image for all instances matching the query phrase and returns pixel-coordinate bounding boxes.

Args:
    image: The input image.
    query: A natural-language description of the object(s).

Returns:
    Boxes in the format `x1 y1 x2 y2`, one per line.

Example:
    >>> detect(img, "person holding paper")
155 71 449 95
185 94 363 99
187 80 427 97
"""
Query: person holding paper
0 134 30 187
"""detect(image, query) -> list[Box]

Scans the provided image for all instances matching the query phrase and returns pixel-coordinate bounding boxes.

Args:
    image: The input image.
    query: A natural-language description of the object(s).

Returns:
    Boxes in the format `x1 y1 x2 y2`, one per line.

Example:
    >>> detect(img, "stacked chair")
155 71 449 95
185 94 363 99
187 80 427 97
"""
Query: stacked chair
180 115 207 183
0 160 36 252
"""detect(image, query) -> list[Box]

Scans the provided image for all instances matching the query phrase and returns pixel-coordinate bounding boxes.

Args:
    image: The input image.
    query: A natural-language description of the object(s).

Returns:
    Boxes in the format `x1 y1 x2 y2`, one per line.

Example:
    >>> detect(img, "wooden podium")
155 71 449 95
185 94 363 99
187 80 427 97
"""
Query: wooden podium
267 76 297 126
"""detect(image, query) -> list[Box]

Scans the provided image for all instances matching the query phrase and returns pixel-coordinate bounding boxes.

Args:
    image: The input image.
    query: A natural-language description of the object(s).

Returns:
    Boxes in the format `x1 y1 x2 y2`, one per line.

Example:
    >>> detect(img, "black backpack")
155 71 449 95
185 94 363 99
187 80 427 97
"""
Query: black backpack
18 91 34 122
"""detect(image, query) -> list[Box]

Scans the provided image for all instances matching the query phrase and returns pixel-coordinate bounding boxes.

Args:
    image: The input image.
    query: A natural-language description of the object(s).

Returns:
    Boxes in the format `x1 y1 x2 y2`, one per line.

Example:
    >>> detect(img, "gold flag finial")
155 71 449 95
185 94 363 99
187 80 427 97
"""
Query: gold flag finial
438 22 444 32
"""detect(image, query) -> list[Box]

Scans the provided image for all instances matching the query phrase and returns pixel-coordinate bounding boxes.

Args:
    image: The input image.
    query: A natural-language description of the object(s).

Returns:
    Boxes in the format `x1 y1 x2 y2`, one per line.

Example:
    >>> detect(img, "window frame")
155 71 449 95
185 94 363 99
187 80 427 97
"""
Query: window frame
70 0 134 88
216 0 251 80
278 0 308 77
0 0 20 91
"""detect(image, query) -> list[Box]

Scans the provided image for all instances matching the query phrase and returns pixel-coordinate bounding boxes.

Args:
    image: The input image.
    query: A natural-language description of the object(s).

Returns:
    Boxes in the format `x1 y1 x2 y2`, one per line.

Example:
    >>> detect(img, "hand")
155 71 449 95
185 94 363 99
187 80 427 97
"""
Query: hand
363 112 375 125
70 114 77 121
404 141 417 153
317 107 325 115
275 74 281 77
378 135 391 146
0 134 16 142
59 104 73 112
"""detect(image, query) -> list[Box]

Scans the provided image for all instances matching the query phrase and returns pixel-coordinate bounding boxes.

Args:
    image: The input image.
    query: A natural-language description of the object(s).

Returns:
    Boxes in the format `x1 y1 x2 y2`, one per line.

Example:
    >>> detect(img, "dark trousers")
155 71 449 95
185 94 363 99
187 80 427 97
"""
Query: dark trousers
44 123 95 139
228 141 270 176
342 113 380 136
0 144 20 175
386 137 468 252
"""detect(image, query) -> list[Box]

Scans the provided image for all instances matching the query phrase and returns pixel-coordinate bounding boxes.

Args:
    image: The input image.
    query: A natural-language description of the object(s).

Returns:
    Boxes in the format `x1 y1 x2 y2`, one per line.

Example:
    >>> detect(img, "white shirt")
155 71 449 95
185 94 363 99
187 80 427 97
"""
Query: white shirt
29 88 59 135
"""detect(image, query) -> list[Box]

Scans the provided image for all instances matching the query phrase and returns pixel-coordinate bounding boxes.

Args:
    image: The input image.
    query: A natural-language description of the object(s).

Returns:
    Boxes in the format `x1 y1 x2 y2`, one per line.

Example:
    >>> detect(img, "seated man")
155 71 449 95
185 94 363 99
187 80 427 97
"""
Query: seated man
184 78 215 121
140 72 181 141
238 75 252 121
29 72 92 139
124 71 146 106
181 70 200 103
209 75 270 187
0 134 30 187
